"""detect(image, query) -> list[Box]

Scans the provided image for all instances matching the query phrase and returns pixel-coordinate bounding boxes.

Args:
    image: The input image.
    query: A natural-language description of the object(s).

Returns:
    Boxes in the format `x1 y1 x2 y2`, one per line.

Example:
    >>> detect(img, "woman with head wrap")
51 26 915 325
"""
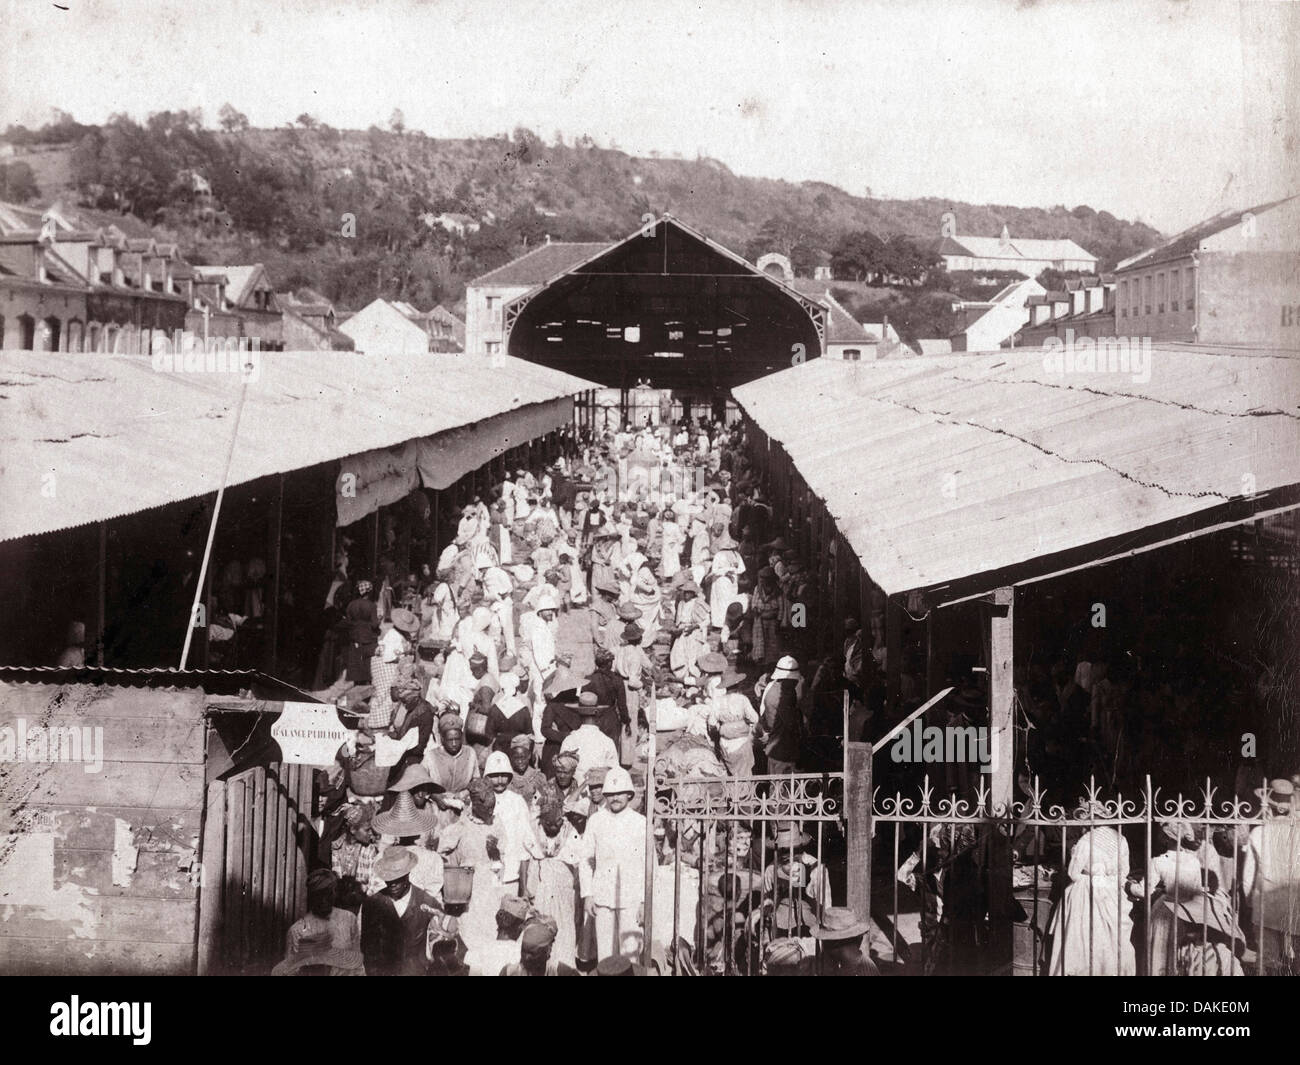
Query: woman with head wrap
480 567 517 659
423 714 478 832
670 599 713 682
708 532 745 630
748 566 782 669
485 670 534 754
437 776 505 953
521 784 585 967
627 566 663 647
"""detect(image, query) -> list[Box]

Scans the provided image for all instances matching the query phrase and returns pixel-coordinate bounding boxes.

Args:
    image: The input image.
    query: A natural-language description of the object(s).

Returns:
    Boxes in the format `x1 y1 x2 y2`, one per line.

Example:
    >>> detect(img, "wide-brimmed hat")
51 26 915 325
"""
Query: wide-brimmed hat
617 603 644 622
1163 890 1243 942
713 532 738 550
697 652 727 675
771 655 801 680
622 622 644 643
720 669 747 690
272 916 365 975
576 691 605 716
676 580 701 597
812 906 872 941
594 575 620 596
373 845 418 882
388 764 434 793
533 587 561 612
373 792 438 837
763 937 806 971
390 608 420 637
1256 779 1295 809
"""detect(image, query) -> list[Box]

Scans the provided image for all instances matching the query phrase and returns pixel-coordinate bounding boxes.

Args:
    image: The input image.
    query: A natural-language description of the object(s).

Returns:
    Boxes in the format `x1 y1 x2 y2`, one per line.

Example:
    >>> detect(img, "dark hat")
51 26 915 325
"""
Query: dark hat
520 919 558 952
622 622 644 642
498 895 530 923
697 652 727 675
595 954 646 976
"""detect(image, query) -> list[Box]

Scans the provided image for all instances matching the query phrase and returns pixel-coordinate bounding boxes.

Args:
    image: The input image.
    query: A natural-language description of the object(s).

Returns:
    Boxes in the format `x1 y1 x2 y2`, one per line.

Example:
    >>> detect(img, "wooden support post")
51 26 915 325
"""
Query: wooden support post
265 473 284 676
370 508 381 582
196 779 226 976
845 690 872 926
989 587 1015 811
642 682 657 970
926 604 942 700
988 585 1015 973
885 595 903 714
96 522 107 667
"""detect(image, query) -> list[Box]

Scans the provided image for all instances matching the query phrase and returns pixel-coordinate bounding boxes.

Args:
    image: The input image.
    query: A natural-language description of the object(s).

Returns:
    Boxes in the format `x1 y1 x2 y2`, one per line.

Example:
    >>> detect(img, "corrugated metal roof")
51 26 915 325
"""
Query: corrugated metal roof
734 349 1300 597
470 242 609 287
0 350 597 543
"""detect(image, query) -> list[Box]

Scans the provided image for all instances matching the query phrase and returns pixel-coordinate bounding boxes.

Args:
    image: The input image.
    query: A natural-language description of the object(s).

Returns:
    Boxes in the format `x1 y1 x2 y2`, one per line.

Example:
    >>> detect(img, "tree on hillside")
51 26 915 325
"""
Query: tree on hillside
831 228 885 283
295 113 319 129
389 109 406 135
219 104 250 132
880 235 939 286
0 162 39 203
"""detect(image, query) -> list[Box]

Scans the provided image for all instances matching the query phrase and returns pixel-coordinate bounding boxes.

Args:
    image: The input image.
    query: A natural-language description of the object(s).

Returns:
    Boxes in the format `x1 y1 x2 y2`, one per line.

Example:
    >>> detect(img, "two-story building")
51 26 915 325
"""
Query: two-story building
1114 195 1300 347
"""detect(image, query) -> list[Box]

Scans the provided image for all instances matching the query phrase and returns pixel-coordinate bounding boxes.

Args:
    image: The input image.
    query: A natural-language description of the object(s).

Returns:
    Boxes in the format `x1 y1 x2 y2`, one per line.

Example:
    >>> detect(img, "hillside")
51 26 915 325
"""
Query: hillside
2 113 1163 314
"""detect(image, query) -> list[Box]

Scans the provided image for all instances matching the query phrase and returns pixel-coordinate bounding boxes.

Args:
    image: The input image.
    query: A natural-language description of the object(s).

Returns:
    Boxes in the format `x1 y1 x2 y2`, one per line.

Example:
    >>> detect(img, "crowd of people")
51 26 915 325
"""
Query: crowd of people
284 413 883 976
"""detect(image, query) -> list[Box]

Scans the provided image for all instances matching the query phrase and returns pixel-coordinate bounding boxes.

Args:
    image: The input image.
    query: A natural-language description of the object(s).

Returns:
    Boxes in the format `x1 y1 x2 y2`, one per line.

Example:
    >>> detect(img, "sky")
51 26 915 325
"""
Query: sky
2 0 1295 234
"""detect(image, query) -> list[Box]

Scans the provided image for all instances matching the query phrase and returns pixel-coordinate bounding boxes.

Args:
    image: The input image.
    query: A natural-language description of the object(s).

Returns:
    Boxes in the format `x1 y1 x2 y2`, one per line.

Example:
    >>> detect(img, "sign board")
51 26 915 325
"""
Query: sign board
271 702 352 766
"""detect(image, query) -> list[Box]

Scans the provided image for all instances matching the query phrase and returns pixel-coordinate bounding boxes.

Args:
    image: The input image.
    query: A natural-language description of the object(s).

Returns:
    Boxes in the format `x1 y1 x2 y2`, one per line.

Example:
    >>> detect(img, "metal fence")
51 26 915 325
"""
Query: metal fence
875 774 1300 976
647 768 1300 976
648 771 844 974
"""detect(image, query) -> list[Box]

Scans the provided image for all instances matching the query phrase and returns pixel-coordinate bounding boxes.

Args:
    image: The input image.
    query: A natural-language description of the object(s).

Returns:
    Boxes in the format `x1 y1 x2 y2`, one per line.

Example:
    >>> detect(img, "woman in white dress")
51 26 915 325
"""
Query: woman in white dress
708 533 745 630
1047 804 1135 976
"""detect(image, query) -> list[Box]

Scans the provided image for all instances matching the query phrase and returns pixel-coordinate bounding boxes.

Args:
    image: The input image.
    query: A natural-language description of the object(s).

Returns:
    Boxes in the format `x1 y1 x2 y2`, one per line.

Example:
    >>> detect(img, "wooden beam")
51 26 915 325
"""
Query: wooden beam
844 693 872 926
265 473 284 676
96 522 107 667
989 586 1015 812
195 779 225 975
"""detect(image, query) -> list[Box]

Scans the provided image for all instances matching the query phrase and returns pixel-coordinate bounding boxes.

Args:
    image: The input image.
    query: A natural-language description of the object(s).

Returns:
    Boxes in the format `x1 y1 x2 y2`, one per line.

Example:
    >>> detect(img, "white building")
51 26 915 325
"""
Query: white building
937 224 1097 277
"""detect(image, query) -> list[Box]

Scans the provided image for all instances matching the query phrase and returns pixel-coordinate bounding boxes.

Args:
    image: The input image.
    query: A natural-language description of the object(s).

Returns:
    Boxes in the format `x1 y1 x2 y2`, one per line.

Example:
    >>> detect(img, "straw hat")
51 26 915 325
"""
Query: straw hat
373 793 438 837
388 764 434 793
698 652 728 675
617 603 644 622
390 608 420 637
1255 778 1295 811
372 845 418 882
576 692 605 716
811 906 872 941
271 915 365 975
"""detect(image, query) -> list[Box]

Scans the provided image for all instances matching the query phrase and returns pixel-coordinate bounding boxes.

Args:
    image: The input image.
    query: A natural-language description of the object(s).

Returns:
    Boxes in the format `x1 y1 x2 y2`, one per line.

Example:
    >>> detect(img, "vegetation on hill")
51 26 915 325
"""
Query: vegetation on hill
2 110 1163 319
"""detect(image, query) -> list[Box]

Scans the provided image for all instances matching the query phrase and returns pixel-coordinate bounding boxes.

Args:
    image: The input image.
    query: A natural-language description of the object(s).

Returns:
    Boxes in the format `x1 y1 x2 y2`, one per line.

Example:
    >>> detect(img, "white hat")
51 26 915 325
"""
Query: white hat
534 587 561 612
436 545 459 573
484 751 514 777
482 567 513 597
511 564 536 583
603 767 635 796
771 655 801 680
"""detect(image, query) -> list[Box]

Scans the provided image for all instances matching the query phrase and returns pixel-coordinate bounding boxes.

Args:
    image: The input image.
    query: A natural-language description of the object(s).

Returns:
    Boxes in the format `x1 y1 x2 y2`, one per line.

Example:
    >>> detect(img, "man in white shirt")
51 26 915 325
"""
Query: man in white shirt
580 766 646 960
483 751 531 888
560 693 619 782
